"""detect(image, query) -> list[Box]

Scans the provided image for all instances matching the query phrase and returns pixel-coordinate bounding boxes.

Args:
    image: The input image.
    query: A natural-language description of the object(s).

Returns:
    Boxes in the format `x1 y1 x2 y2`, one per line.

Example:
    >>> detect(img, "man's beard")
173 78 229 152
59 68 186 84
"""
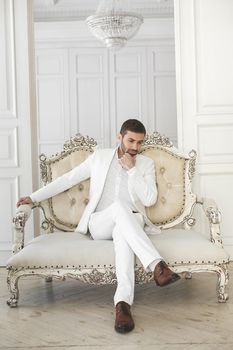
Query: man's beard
120 142 138 156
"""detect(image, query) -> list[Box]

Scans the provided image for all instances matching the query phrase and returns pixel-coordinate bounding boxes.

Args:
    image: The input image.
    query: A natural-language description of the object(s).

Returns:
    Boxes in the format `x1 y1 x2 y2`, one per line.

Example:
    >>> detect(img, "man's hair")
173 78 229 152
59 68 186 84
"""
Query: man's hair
120 119 146 136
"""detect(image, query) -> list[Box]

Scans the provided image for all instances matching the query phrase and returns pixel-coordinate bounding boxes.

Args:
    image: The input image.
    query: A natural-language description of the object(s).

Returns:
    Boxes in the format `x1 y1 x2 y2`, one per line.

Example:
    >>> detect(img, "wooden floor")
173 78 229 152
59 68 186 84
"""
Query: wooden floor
1 266 233 350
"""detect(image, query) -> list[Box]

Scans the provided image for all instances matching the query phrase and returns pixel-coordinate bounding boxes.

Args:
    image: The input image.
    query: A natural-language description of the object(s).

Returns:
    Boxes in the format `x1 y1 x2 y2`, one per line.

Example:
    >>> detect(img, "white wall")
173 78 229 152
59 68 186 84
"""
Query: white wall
0 0 37 265
34 18 177 156
174 0 233 256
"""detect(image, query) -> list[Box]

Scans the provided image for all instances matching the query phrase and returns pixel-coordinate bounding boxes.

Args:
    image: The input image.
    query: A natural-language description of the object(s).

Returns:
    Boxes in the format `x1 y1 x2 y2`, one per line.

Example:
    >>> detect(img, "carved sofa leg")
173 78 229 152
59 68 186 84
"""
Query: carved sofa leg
217 264 229 303
185 272 192 279
6 269 20 308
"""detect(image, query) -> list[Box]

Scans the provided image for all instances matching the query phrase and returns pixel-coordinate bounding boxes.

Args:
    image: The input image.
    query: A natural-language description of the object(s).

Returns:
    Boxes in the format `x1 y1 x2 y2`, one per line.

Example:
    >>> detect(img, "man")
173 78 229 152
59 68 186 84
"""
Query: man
17 119 180 334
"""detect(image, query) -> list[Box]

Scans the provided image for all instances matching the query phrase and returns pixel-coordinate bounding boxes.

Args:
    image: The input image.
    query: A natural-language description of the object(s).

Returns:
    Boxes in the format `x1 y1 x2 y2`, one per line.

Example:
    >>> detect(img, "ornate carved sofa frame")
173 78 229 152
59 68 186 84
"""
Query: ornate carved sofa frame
6 133 229 307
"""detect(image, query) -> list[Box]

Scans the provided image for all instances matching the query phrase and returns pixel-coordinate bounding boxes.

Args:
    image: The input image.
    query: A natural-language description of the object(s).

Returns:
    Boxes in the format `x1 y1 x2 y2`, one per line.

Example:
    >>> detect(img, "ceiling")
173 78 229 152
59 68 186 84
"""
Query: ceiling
34 0 174 22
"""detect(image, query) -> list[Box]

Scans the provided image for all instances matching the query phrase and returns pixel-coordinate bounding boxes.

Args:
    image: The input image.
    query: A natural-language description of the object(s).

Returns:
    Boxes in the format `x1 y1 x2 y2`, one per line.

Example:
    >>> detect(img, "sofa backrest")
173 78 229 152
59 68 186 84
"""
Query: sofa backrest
38 133 197 232
141 133 197 228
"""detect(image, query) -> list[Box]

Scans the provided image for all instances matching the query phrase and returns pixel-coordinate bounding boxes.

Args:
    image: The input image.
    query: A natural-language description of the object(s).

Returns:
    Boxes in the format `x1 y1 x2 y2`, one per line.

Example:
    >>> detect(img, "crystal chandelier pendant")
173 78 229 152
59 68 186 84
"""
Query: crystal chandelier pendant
86 0 143 49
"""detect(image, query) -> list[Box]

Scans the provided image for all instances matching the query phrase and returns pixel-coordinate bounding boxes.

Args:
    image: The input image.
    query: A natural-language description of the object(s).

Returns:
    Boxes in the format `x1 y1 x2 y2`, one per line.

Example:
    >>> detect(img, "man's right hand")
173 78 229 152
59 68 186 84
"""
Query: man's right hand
17 196 33 208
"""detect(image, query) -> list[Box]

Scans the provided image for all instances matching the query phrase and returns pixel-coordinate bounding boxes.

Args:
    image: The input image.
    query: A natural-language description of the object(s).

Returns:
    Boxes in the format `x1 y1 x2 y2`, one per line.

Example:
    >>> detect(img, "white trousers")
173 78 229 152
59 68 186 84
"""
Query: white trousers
88 200 163 306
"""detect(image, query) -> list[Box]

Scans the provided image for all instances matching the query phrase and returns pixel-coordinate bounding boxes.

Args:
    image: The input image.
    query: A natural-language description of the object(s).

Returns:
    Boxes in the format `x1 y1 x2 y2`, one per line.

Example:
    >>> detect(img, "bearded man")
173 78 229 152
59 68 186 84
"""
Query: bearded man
17 119 180 333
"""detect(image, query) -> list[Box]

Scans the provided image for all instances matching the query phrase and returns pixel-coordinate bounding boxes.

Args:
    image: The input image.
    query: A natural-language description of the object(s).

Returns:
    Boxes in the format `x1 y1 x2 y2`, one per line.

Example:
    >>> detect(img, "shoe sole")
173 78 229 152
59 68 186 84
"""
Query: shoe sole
115 325 135 334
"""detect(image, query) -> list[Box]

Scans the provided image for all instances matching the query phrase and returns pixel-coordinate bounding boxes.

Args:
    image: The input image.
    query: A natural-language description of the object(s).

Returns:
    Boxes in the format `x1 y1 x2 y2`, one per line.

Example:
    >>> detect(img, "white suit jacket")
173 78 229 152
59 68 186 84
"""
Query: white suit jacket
30 148 161 235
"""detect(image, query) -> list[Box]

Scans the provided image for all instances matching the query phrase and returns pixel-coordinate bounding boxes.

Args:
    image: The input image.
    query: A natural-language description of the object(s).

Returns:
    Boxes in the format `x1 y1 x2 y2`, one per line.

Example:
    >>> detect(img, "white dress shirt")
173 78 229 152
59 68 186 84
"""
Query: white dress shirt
95 151 138 212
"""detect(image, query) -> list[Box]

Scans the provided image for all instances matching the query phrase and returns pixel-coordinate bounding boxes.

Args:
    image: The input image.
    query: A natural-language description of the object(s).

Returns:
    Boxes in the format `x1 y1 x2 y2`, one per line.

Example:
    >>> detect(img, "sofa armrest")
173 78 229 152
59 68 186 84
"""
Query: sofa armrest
198 197 223 247
12 204 33 254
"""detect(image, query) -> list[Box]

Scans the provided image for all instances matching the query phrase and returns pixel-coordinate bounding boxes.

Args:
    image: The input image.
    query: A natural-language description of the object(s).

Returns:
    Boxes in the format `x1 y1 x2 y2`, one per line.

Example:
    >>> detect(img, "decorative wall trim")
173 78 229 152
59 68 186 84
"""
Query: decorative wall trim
35 20 176 154
34 18 175 44
194 0 233 115
34 0 174 22
0 127 17 167
197 123 233 164
0 0 16 118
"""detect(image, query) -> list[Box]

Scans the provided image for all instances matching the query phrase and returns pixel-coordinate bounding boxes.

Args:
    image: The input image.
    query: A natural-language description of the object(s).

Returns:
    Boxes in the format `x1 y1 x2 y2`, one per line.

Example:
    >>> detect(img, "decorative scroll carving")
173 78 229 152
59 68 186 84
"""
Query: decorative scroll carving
63 133 97 151
69 268 117 285
217 265 229 303
188 149 197 180
206 207 221 224
185 272 192 279
13 212 27 230
12 212 28 253
39 154 49 184
7 269 20 307
39 134 97 185
135 267 153 284
205 206 222 246
174 264 229 303
183 215 196 228
41 218 55 233
6 262 229 307
143 132 173 148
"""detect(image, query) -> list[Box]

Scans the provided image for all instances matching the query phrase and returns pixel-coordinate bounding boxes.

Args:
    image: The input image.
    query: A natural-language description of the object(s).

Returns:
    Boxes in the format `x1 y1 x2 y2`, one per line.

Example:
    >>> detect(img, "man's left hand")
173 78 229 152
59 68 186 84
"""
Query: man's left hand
119 153 136 170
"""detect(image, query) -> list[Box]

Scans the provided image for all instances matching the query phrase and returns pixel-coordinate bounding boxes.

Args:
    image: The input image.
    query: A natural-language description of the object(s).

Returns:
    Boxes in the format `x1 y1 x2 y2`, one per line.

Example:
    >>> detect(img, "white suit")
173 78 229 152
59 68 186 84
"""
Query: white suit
30 148 163 305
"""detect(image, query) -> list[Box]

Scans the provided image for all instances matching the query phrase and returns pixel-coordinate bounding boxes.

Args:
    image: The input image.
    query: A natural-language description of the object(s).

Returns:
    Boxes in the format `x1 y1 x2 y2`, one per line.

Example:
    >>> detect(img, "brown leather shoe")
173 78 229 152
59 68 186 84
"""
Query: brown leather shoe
154 260 180 287
115 301 135 333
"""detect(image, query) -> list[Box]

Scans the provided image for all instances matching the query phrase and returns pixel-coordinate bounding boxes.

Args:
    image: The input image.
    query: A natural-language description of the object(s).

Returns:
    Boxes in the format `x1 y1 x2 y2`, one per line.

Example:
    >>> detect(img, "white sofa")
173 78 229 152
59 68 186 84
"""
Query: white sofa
6 133 229 307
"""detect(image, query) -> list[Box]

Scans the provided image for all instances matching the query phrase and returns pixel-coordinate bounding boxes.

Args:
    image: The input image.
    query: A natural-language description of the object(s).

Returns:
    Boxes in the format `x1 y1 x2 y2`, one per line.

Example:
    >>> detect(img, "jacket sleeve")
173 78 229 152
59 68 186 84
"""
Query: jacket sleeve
127 157 157 207
30 152 94 203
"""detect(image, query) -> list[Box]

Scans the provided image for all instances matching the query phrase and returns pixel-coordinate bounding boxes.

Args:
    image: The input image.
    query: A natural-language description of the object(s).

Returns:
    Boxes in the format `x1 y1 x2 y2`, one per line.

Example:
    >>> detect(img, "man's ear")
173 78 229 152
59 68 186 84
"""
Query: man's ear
117 133 122 142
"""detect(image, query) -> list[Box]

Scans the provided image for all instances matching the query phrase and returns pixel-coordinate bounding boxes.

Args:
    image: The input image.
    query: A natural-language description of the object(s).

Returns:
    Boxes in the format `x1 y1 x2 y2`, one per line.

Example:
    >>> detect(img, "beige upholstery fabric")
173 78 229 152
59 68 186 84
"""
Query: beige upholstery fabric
142 147 186 225
7 230 229 269
42 150 91 229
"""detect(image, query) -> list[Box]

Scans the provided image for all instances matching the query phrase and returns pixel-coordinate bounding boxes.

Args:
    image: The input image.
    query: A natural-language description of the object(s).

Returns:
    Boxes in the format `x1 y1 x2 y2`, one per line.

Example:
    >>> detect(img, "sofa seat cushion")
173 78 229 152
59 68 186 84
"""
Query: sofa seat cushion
137 229 229 266
7 229 229 270
7 232 115 269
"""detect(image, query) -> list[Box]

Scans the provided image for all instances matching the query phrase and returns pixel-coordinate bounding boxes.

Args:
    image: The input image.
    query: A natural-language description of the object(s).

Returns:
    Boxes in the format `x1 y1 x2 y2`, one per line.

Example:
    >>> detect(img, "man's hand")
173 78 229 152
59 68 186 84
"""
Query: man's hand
17 196 33 208
119 153 136 170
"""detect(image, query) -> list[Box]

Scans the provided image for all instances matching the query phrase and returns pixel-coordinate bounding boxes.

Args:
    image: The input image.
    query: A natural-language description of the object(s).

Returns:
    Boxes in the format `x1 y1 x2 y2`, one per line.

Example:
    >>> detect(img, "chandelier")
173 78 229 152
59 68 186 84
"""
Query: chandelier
86 0 144 49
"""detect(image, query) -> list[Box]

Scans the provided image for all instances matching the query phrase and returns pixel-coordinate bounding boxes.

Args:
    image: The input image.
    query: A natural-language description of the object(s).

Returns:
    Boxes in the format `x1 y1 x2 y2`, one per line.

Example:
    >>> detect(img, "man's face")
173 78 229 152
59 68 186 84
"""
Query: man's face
118 131 145 156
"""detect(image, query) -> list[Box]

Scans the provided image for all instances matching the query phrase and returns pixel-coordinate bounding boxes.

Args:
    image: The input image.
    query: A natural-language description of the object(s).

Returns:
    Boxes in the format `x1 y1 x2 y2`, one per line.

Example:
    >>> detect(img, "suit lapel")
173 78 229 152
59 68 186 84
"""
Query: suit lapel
95 148 117 195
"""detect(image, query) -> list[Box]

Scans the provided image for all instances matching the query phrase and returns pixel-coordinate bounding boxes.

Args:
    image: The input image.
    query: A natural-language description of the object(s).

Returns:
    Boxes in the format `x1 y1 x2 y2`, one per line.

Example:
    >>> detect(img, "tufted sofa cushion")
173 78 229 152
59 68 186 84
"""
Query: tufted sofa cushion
42 149 91 230
7 230 229 269
142 147 186 225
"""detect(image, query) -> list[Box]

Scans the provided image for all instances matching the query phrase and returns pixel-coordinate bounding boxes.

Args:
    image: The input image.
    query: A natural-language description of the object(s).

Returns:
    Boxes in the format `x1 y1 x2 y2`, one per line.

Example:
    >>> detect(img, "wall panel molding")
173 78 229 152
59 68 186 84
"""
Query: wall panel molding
194 0 233 114
36 48 70 150
148 46 177 143
35 20 176 153
69 48 109 147
0 127 17 167
197 123 233 164
0 0 16 119
0 1 37 265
